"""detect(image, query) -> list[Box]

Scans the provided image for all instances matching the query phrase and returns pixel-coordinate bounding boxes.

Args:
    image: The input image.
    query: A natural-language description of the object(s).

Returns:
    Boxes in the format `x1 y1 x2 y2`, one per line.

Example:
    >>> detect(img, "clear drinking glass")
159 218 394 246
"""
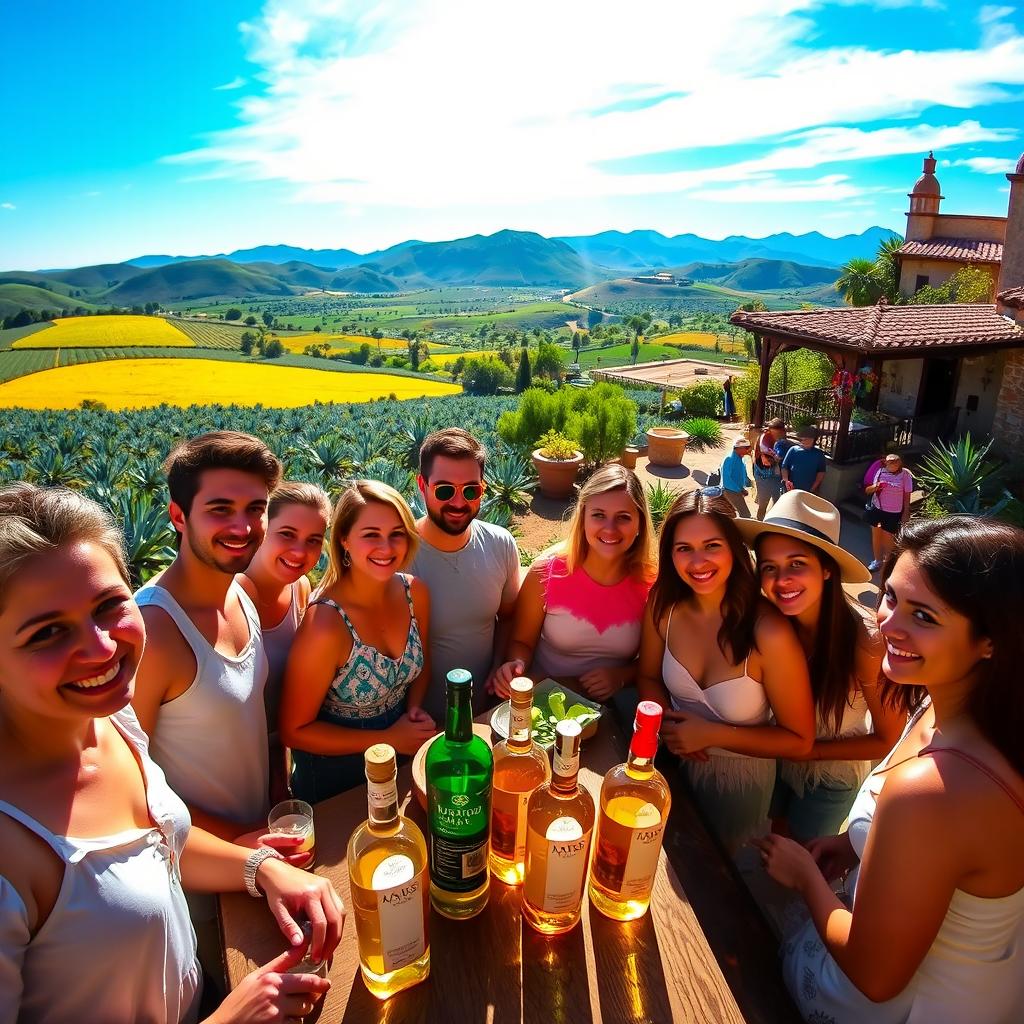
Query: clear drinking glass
267 799 316 868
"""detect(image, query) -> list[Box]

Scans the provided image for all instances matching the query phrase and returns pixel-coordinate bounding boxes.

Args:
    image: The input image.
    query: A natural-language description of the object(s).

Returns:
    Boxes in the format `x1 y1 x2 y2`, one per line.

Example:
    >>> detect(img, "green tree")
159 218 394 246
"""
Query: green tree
515 347 532 392
533 341 564 381
835 258 882 306
245 315 258 326
873 235 904 303
462 357 514 395
262 311 275 327
910 266 995 305
240 331 255 355
225 308 243 321
265 338 284 358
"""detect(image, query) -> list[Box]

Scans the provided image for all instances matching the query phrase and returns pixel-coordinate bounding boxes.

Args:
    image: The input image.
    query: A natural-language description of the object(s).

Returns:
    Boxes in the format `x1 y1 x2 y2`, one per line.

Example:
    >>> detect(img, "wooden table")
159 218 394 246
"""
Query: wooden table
221 714 799 1023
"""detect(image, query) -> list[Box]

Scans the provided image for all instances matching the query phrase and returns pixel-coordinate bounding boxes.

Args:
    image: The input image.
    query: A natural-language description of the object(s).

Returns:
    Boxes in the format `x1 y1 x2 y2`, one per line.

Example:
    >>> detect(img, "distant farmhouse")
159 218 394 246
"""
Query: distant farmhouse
631 272 676 285
732 151 1024 501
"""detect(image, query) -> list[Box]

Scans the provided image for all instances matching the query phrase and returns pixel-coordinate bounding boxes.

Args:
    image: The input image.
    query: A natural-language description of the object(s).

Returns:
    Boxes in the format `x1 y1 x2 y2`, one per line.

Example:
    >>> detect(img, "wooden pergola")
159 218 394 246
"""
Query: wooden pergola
730 300 1023 462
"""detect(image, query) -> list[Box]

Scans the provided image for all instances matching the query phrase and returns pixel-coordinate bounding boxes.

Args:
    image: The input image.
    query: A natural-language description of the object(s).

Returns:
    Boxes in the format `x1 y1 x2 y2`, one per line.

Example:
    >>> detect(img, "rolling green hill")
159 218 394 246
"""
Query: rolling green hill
678 258 838 290
0 284 100 319
105 260 295 303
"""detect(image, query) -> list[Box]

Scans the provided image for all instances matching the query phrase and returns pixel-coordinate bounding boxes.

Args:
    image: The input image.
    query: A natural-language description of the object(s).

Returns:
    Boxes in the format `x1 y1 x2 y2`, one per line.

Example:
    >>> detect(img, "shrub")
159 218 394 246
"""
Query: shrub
264 339 285 359
677 381 722 417
645 480 678 530
536 430 578 460
680 417 723 453
462 357 514 395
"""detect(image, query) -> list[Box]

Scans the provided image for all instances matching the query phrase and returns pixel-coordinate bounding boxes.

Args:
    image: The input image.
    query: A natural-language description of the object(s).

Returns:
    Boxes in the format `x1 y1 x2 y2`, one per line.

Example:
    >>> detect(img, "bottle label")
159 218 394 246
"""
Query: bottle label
509 701 531 739
593 802 664 899
429 833 488 892
367 779 398 817
525 816 591 913
372 855 427 973
552 748 579 780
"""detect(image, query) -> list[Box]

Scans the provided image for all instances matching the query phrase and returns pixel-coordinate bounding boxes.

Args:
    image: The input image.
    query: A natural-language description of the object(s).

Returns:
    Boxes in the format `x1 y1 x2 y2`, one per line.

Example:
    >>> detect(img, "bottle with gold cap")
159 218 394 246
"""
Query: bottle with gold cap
346 744 430 999
490 676 551 885
521 719 596 935
588 700 671 921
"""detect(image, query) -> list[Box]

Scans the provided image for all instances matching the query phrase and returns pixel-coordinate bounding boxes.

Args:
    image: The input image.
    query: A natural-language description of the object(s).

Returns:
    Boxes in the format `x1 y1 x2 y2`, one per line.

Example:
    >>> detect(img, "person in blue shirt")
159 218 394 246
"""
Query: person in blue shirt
720 437 753 517
782 427 827 494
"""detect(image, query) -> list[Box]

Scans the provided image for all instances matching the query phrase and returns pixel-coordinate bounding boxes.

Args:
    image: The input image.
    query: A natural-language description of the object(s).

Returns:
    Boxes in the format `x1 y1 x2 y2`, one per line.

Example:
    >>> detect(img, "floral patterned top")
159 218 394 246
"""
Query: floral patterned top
313 574 424 724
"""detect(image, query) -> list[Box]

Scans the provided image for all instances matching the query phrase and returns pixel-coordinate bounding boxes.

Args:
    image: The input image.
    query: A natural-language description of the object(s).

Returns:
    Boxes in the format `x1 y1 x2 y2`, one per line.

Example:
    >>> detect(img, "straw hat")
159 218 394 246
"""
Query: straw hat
733 490 871 583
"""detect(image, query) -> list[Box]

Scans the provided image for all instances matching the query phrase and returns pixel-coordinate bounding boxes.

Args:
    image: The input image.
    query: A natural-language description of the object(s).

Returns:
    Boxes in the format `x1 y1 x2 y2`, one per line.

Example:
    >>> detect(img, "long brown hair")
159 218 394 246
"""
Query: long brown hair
562 464 656 581
880 516 1024 776
650 489 760 662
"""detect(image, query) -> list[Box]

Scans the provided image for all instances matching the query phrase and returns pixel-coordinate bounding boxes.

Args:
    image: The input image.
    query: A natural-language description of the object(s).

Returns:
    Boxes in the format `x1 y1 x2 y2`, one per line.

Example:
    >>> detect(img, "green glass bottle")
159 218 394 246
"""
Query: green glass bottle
425 668 493 918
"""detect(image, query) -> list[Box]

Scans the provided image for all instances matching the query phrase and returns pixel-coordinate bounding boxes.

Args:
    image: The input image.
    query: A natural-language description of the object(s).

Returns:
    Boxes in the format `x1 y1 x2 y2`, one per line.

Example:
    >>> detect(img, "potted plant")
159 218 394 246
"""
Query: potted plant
619 446 640 470
646 425 690 466
532 429 584 499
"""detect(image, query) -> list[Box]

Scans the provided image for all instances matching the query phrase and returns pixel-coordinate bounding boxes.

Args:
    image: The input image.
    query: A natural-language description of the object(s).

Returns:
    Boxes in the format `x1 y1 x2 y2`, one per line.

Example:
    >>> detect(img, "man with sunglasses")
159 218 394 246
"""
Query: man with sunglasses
411 428 521 720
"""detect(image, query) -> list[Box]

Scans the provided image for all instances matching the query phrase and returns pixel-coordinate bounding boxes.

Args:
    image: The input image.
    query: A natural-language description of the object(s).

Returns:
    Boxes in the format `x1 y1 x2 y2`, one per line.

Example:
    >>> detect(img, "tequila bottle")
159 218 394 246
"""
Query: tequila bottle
347 744 430 999
522 719 595 935
425 668 493 918
588 701 671 921
490 677 551 885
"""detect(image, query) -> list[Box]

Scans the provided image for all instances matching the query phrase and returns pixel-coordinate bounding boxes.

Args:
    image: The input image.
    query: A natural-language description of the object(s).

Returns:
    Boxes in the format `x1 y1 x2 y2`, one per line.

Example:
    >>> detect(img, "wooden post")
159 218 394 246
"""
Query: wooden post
753 335 778 427
832 352 859 463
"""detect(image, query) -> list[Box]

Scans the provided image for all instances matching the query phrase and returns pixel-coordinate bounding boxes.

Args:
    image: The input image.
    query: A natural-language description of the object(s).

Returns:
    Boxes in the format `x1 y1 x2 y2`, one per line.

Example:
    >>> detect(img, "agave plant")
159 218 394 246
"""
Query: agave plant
26 447 84 488
916 434 1004 512
645 479 680 530
112 490 177 586
484 449 536 516
348 432 394 471
81 453 131 505
359 457 416 501
127 455 167 495
680 417 724 453
400 412 435 471
298 435 356 487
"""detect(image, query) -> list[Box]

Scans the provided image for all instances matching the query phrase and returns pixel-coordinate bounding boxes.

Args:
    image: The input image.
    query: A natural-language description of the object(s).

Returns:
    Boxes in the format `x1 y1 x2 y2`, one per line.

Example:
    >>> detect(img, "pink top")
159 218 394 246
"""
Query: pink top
533 555 651 679
872 467 913 513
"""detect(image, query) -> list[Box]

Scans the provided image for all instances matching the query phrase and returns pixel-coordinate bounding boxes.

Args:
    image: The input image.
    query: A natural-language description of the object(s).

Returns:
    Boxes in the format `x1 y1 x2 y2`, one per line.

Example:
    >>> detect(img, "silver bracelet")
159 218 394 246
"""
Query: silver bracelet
244 847 283 898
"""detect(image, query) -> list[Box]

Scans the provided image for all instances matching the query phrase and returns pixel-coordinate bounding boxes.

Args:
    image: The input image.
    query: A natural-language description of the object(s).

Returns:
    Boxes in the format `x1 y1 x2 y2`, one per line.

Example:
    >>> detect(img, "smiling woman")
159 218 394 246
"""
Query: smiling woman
0 358 459 409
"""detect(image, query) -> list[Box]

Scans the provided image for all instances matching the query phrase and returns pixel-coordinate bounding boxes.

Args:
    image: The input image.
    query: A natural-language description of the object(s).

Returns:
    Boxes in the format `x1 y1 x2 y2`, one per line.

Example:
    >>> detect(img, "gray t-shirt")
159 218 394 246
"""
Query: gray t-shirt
410 519 521 720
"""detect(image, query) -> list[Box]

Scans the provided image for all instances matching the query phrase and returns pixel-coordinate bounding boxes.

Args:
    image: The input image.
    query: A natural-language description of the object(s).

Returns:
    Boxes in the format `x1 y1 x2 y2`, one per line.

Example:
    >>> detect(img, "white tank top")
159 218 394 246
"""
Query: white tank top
0 707 201 1024
135 579 270 826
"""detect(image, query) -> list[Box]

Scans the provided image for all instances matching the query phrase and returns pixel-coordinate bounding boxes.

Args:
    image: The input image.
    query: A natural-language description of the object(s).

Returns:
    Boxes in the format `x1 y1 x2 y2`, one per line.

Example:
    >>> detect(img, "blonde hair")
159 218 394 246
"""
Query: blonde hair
0 483 130 602
268 481 332 524
562 464 655 580
319 480 419 592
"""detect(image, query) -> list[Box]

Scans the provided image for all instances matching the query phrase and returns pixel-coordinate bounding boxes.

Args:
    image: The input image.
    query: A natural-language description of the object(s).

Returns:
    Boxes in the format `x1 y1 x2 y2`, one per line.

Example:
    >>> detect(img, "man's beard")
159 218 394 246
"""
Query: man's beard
185 524 258 573
425 504 475 537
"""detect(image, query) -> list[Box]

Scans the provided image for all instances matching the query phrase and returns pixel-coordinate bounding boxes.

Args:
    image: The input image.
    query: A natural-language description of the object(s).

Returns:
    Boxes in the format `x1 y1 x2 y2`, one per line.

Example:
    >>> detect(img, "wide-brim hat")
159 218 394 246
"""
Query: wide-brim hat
733 490 871 584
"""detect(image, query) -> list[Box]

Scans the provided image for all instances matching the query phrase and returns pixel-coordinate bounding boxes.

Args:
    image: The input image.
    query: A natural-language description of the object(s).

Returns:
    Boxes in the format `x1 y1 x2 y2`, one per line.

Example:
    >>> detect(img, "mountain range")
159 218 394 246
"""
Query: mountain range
1 226 892 314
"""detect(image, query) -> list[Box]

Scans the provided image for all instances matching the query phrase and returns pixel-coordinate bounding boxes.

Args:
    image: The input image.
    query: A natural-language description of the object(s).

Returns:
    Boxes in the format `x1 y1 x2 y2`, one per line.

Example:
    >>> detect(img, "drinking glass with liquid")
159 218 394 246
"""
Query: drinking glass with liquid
267 799 316 869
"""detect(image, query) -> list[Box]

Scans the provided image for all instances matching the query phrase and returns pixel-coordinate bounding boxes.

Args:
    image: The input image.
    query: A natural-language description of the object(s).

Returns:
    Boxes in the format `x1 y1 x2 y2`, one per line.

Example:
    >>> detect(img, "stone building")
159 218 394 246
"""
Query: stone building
730 151 1024 502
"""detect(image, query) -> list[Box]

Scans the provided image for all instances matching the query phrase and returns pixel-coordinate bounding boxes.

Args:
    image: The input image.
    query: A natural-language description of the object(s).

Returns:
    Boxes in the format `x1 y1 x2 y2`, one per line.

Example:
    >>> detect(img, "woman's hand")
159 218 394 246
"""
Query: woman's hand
577 665 628 702
661 710 716 756
752 834 821 894
206 945 330 1023
490 659 525 699
386 712 438 756
806 832 859 883
255 857 345 964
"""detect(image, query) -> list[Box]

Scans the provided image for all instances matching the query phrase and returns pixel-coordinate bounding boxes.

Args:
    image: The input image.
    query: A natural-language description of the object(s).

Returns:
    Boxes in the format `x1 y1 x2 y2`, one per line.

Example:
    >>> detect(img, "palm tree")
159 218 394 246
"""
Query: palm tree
873 235 904 303
835 258 882 306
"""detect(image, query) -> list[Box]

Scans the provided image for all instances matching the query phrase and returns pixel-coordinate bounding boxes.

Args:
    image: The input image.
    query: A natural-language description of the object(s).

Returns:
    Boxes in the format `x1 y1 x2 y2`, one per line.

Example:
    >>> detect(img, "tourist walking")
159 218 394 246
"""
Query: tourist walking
720 437 753 518
239 481 331 802
738 491 907 840
722 375 736 419
636 488 815 854
752 417 787 520
281 481 435 803
0 483 341 1024
865 451 913 572
757 517 1024 1023
410 428 521 718
781 426 826 494
492 464 656 703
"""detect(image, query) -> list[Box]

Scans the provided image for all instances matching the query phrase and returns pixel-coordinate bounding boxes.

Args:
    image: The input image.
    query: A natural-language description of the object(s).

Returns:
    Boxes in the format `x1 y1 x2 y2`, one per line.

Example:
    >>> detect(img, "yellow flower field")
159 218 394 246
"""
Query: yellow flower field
11 315 194 348
429 349 493 366
0 359 460 410
658 331 719 349
277 333 417 354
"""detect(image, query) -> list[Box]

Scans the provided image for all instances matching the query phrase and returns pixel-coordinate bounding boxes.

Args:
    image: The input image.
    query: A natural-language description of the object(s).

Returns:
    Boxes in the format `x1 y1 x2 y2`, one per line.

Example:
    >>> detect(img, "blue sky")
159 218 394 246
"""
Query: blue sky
2 0 1022 270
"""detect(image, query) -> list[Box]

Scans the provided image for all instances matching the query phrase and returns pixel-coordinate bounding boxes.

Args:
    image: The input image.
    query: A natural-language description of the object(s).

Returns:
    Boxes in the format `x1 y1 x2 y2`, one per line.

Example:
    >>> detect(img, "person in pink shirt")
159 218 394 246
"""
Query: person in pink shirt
864 452 913 571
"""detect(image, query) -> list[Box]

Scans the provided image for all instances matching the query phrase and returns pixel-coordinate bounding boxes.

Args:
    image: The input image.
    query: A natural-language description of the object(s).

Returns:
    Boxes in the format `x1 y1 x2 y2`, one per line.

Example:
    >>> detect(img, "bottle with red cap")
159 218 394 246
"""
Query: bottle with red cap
587 701 671 921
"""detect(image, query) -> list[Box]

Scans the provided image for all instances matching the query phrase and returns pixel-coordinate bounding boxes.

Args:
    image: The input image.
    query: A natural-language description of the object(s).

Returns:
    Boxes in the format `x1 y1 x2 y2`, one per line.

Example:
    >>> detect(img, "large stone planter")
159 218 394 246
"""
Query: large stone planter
619 446 640 470
532 449 584 499
646 427 689 467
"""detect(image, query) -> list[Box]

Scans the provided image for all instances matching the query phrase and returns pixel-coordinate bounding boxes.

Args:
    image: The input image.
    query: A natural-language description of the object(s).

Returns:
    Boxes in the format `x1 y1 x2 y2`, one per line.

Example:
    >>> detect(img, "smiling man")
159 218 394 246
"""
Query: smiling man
410 428 521 719
131 432 281 838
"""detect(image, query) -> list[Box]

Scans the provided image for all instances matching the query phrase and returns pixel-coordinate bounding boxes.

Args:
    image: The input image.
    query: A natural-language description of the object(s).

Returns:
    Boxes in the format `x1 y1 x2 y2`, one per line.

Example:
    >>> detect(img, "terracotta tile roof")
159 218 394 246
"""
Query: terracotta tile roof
899 238 1003 263
997 285 1024 310
730 302 1022 354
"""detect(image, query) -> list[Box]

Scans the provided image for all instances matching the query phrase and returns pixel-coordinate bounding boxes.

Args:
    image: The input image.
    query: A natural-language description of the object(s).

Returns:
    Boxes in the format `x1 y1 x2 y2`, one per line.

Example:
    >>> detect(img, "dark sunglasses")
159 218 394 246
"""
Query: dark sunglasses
699 485 724 498
431 482 485 502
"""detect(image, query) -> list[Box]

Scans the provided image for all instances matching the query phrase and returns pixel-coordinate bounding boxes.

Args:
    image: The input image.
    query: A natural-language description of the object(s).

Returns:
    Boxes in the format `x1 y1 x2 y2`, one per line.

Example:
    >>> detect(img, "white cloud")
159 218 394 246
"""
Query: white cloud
0 203 14 210
945 156 1018 173
168 0 1024 221
214 76 247 91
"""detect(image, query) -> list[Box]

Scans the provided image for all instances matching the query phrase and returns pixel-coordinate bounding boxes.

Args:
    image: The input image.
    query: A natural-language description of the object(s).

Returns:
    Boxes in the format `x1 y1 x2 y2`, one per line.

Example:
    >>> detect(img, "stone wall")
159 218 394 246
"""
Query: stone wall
992 347 1024 451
